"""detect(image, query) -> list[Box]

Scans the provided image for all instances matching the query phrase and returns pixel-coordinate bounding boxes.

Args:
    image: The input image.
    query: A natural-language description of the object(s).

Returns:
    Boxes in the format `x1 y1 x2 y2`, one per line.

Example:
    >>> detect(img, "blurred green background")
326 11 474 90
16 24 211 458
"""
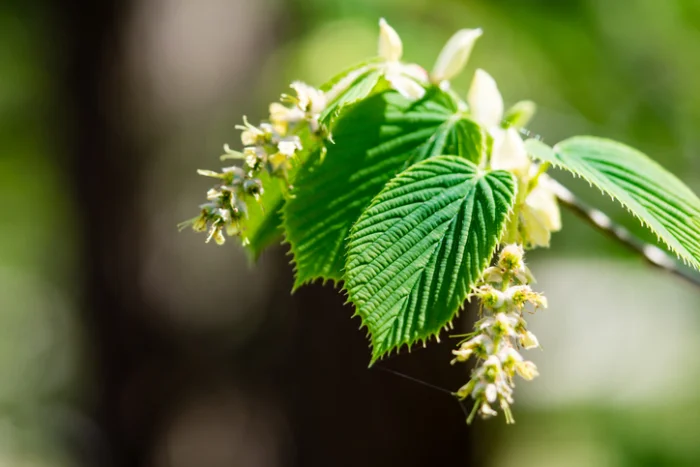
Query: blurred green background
1 0 699 466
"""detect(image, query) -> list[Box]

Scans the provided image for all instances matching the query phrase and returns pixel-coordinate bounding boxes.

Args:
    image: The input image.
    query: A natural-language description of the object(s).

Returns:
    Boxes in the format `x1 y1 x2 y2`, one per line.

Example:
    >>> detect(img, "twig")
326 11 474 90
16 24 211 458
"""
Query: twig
550 179 700 289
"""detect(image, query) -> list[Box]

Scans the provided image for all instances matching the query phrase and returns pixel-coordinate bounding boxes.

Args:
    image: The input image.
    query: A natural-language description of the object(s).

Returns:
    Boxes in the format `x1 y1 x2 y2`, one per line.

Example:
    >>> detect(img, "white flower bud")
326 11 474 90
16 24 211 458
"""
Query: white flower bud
479 401 498 418
467 69 503 129
378 18 403 62
498 244 524 272
491 313 517 337
498 346 524 366
278 139 301 157
484 384 498 403
482 266 503 284
269 102 304 133
491 128 531 177
290 81 326 114
430 28 483 83
478 285 505 309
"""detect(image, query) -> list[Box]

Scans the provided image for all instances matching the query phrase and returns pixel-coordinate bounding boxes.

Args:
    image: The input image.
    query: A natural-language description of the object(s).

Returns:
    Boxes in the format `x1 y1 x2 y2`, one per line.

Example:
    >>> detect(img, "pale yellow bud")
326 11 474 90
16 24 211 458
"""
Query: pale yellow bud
498 244 524 272
484 384 498 403
479 401 498 418
515 361 539 381
521 175 562 248
206 224 226 245
192 212 208 232
378 18 403 62
491 128 531 177
225 222 240 237
519 331 540 349
430 28 483 83
467 69 503 129
290 81 326 114
269 151 292 172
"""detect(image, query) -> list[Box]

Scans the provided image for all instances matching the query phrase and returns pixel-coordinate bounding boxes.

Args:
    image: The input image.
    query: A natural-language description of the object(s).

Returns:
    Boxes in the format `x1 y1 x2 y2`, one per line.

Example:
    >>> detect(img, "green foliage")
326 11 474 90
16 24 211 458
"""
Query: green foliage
319 60 388 127
187 16 700 402
246 197 285 260
345 156 516 362
242 172 286 258
526 137 700 271
284 89 489 288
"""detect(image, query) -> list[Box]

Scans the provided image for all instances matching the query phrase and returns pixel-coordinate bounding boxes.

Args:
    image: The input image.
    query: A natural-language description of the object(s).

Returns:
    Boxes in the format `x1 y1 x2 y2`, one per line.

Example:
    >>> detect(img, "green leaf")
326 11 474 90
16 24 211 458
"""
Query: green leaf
284 90 490 288
320 62 388 128
526 136 700 270
345 156 516 362
240 171 285 258
246 197 284 261
241 127 318 260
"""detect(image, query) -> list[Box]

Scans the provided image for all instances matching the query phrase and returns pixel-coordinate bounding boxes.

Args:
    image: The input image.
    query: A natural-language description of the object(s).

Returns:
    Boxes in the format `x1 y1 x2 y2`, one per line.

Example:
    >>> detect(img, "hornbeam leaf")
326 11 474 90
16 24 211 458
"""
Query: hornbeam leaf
284 90 489 287
526 137 700 271
345 156 516 362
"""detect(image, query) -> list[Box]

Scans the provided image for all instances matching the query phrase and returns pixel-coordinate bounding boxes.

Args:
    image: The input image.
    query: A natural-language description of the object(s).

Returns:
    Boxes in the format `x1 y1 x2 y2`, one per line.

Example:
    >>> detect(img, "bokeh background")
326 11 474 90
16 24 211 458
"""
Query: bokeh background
2 0 700 466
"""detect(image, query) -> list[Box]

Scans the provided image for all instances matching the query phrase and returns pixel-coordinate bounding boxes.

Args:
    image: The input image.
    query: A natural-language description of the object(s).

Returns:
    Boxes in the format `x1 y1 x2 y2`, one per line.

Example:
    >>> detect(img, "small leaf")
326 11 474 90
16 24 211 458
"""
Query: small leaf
240 171 285 257
345 156 516 362
319 59 429 128
526 137 700 270
320 61 388 127
284 89 489 288
246 197 284 261
241 127 318 260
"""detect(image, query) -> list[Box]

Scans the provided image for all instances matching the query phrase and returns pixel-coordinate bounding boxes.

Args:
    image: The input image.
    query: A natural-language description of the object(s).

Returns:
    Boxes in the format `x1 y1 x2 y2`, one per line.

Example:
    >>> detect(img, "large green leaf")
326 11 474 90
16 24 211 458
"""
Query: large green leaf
526 136 700 270
345 156 516 362
284 89 490 288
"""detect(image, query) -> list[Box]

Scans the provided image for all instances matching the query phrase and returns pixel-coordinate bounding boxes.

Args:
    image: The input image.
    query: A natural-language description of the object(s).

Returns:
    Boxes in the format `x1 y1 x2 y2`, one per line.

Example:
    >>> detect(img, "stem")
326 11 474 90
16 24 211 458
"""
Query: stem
550 179 700 289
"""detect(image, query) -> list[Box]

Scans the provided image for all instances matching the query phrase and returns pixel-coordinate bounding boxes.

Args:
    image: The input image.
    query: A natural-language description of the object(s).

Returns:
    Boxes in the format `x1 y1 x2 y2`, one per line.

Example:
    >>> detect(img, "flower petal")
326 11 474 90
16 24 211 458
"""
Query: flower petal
430 28 483 83
467 69 504 129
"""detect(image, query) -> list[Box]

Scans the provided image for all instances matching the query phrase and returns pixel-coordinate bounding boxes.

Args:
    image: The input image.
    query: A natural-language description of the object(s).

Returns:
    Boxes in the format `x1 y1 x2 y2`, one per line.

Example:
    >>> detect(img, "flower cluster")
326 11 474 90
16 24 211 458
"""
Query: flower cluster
465 69 562 248
182 82 326 244
453 244 546 424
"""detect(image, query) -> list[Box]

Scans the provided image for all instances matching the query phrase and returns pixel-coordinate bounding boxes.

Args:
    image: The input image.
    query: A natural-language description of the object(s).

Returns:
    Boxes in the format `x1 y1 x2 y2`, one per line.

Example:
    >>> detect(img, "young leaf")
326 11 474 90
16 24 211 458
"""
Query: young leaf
241 127 319 260
320 61 388 127
246 197 284 261
526 137 700 270
240 171 285 258
319 59 429 128
284 90 489 288
345 156 516 362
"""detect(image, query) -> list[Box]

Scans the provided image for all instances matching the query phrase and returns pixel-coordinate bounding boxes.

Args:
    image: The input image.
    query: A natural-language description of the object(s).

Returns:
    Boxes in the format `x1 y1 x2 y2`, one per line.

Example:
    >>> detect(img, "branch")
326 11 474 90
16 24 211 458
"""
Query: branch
550 179 700 289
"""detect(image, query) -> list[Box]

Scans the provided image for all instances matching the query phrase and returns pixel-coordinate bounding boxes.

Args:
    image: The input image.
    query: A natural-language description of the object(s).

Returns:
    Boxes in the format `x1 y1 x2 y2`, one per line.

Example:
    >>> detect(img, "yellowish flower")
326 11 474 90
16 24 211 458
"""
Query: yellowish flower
467 69 503 129
430 28 483 84
378 18 403 62
521 174 562 247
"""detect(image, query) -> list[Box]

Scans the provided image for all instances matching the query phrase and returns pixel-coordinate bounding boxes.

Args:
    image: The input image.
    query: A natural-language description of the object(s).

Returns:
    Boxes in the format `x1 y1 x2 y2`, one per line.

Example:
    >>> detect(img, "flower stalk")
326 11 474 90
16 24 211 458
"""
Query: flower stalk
452 244 546 424
179 82 326 244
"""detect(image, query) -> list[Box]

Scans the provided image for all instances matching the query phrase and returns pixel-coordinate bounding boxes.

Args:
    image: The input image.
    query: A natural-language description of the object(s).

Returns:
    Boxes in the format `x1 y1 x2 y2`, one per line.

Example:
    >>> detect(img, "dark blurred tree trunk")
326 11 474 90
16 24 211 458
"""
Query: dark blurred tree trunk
53 1 166 466
285 284 475 467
